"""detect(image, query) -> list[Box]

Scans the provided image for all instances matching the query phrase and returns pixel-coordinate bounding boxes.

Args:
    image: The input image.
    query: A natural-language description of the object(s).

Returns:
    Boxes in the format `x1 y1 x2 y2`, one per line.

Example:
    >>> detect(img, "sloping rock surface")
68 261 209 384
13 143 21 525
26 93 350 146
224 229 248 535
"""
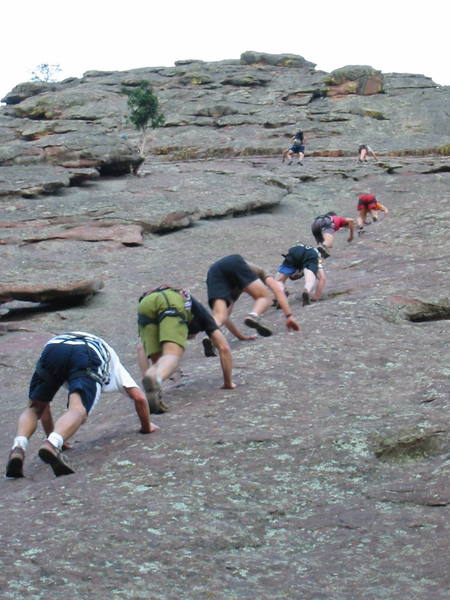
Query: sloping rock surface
0 52 449 600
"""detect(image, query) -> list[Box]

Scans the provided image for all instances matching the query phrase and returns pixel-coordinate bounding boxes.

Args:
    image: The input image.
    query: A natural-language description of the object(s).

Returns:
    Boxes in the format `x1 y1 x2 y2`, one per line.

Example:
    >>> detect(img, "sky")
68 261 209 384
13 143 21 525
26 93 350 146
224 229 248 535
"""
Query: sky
1 0 448 101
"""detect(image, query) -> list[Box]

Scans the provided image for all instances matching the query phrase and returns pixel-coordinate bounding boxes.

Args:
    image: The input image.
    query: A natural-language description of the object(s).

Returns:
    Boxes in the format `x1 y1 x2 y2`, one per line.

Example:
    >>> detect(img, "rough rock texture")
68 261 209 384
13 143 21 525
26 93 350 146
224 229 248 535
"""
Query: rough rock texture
1 51 449 175
0 279 103 304
323 65 384 96
0 52 449 600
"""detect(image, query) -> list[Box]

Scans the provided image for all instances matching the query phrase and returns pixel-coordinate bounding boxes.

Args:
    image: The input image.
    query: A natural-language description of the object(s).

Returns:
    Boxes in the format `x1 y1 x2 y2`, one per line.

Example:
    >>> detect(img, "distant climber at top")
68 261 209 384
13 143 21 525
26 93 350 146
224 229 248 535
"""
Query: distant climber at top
282 131 305 165
358 144 378 163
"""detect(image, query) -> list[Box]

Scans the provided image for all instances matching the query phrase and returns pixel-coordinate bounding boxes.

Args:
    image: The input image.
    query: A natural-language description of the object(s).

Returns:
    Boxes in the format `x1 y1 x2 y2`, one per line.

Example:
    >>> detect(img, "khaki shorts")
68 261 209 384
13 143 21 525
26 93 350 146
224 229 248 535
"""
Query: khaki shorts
138 289 189 357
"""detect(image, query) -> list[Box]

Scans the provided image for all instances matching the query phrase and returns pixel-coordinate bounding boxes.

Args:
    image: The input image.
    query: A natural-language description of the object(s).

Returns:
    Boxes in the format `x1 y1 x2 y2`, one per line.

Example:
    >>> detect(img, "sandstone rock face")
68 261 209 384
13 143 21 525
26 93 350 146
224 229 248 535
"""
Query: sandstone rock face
0 52 449 599
323 65 384 95
0 278 103 304
1 51 448 177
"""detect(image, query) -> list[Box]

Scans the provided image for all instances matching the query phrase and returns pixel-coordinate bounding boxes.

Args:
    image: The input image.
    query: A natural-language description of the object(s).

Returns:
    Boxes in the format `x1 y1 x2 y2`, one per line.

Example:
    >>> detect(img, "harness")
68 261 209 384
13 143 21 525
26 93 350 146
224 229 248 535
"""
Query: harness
37 333 111 386
314 215 333 230
137 286 191 328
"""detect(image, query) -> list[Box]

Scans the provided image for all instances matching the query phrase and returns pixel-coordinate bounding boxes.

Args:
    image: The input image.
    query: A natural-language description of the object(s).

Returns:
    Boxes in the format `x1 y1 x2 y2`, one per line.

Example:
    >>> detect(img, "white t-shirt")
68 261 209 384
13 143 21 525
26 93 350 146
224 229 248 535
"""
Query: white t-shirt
46 332 137 395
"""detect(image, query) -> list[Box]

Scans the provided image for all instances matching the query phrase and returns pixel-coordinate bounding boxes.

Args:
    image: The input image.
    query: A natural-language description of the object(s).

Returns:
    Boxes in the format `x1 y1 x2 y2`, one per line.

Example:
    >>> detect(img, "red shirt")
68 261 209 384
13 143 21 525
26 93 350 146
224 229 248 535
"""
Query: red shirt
331 216 347 231
358 194 376 202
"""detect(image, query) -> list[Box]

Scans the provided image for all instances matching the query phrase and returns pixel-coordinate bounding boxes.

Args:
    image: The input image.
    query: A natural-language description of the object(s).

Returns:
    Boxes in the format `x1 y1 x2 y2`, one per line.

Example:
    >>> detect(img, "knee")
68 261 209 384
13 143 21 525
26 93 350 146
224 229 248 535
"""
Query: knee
29 400 48 419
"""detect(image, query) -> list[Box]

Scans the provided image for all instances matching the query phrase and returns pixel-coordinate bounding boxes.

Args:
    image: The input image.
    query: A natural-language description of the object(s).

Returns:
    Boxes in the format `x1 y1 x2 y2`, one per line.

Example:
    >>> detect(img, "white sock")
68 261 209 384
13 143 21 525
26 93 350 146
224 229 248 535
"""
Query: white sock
248 312 259 319
47 432 64 450
13 436 28 451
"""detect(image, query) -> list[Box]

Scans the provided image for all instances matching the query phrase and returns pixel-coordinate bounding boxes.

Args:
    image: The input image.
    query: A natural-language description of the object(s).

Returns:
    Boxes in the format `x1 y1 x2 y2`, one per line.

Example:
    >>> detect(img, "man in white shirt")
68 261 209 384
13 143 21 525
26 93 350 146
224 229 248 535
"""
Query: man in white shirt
5 332 158 479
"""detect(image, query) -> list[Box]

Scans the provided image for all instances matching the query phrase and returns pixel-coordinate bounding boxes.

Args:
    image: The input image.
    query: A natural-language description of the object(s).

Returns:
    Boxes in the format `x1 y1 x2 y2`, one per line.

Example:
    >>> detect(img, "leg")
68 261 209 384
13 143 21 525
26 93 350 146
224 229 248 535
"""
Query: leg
143 342 184 413
322 232 334 249
52 392 87 441
357 210 366 229
145 342 184 383
302 268 317 305
275 272 289 290
5 399 48 478
38 392 86 477
136 342 150 377
211 298 229 328
243 279 273 337
312 269 326 301
15 399 48 440
244 279 272 317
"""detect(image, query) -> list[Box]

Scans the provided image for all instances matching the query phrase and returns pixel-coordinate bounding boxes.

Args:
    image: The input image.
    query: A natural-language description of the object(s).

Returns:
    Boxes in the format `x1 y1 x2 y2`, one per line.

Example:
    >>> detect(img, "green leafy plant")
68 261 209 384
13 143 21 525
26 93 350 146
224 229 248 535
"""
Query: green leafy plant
121 80 165 155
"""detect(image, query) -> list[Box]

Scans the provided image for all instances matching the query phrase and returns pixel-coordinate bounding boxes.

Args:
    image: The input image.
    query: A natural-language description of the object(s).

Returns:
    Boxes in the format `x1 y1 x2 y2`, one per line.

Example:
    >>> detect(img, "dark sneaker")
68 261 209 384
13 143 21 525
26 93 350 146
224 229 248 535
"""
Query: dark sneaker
244 315 273 337
38 440 75 477
302 291 311 306
317 245 330 259
142 375 169 414
6 446 25 479
372 215 378 222
202 337 217 357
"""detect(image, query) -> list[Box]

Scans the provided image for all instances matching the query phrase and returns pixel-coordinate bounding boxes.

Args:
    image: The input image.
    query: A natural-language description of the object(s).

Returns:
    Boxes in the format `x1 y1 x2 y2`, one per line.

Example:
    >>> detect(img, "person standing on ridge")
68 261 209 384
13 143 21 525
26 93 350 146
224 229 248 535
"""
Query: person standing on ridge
358 144 378 163
282 130 305 165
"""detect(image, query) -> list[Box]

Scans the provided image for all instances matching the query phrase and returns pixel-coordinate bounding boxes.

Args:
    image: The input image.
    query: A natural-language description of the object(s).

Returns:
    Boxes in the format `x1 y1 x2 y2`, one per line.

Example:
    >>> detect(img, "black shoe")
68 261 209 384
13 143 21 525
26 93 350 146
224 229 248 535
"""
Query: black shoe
317 245 330 259
244 315 272 337
6 447 25 479
302 291 311 306
202 337 217 357
38 441 75 477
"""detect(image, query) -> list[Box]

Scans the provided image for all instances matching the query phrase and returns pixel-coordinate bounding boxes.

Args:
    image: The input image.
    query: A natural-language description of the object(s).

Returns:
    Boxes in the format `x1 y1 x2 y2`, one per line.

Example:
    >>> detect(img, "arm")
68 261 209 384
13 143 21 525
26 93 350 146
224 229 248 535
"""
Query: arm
223 302 256 340
210 329 236 389
345 218 355 241
265 276 300 331
125 386 159 433
224 317 256 341
378 203 388 214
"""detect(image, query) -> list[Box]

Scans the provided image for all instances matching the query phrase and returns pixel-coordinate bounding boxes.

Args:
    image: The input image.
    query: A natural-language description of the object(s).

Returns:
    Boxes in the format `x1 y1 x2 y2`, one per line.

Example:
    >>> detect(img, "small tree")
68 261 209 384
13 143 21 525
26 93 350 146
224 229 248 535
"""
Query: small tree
31 63 62 83
121 80 165 156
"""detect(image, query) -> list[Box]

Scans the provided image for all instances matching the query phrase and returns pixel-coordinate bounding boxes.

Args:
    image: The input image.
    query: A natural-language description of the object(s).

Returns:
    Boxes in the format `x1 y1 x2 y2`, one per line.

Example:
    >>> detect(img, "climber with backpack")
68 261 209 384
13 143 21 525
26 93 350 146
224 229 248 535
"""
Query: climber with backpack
311 212 355 257
5 331 158 479
137 285 235 414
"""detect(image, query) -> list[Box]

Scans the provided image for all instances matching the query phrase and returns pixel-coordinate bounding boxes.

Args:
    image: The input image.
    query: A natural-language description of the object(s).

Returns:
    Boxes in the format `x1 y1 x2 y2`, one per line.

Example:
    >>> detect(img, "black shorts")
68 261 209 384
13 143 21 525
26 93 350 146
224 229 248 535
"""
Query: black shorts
29 342 102 414
311 219 334 244
207 254 257 307
289 143 305 154
281 245 320 275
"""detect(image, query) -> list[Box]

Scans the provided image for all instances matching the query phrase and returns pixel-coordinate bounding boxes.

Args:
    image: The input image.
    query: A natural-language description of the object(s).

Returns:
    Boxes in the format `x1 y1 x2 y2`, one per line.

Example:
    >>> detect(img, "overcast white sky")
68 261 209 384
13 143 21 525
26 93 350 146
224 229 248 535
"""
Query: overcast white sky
1 0 448 101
